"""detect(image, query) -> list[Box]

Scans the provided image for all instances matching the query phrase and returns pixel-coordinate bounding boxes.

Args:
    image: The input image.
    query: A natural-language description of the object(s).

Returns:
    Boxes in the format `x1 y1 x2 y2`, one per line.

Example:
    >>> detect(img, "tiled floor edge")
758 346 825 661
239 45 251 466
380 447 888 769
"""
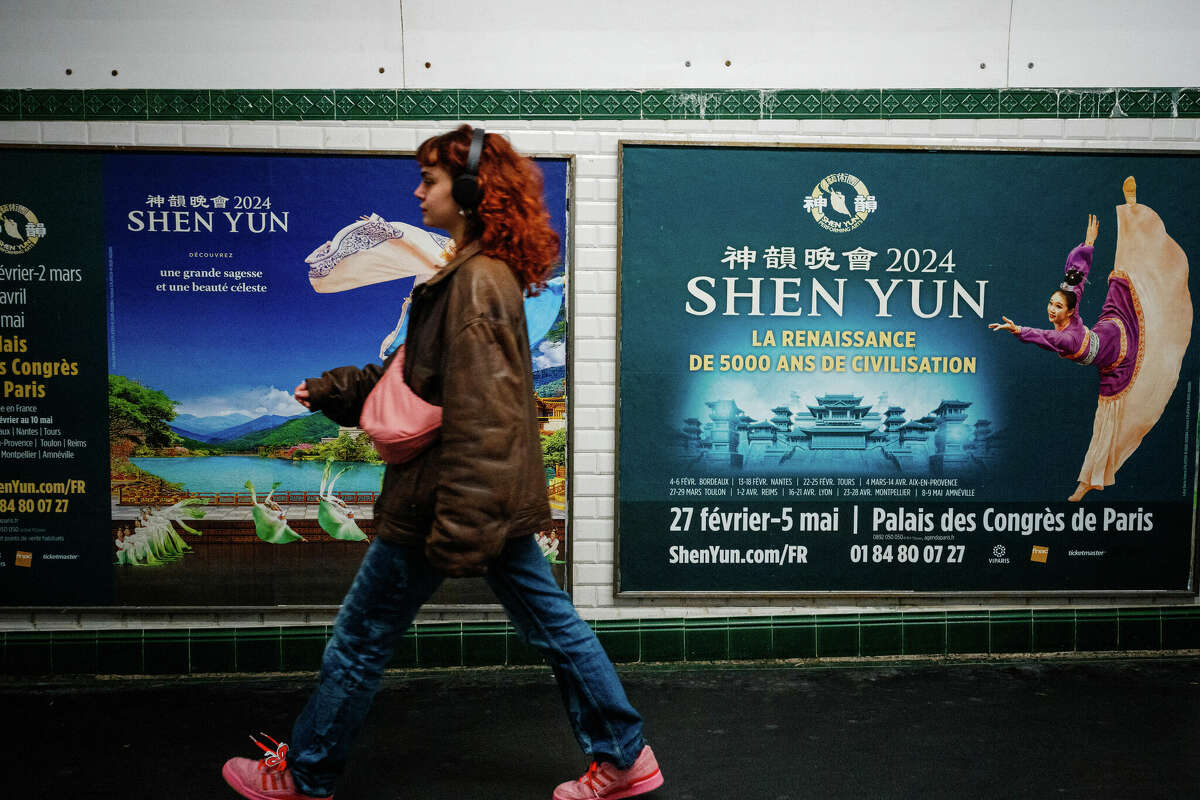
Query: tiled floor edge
2 88 1199 122
3 606 1199 675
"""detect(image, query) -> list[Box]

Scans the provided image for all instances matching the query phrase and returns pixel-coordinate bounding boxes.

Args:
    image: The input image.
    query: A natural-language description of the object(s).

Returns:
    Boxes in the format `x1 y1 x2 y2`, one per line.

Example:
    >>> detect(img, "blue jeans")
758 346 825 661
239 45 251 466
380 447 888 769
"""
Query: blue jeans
289 534 645 797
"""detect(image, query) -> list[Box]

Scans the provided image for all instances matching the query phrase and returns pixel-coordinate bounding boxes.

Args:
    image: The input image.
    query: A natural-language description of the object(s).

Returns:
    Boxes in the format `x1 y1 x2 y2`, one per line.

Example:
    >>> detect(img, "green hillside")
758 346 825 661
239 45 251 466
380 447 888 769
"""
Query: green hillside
174 434 213 451
217 412 340 451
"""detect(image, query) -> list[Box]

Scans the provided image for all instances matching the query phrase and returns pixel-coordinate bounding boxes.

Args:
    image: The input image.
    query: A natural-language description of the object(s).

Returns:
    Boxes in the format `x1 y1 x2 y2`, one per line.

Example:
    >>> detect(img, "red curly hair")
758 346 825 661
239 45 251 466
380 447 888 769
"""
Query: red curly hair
417 125 560 294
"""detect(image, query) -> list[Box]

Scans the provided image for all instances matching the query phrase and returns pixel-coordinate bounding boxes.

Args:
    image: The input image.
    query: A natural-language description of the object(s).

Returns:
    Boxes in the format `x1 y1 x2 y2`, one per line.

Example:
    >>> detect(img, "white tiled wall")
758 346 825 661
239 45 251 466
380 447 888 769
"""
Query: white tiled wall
6 2 1200 90
2 117 1197 627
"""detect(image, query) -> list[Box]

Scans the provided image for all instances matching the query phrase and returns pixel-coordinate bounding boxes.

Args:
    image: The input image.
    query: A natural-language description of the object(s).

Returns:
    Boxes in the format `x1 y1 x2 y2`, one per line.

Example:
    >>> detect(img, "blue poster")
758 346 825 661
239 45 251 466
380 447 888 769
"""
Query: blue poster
103 151 569 606
618 143 1199 594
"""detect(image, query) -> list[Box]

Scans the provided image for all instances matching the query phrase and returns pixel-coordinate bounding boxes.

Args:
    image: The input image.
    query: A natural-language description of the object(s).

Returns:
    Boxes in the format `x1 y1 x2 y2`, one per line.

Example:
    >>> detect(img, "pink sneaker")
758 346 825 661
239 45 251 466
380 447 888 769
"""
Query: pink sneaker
552 745 664 799
222 734 331 800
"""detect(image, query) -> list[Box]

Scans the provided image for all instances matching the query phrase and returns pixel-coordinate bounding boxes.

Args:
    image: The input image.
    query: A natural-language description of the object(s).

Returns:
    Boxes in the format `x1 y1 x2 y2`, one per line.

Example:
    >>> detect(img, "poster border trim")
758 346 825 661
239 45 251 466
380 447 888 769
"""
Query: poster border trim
614 138 1200 599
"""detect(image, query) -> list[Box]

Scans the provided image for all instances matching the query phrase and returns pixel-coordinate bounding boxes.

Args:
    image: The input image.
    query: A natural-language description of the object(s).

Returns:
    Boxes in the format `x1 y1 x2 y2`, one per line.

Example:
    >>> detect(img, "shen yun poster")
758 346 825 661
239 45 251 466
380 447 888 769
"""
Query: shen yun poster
617 143 1199 595
0 148 568 606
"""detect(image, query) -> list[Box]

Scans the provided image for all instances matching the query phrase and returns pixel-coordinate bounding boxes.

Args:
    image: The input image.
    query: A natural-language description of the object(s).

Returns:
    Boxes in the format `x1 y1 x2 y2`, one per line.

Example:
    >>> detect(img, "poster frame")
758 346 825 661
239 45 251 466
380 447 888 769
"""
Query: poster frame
0 142 576 610
614 138 1200 599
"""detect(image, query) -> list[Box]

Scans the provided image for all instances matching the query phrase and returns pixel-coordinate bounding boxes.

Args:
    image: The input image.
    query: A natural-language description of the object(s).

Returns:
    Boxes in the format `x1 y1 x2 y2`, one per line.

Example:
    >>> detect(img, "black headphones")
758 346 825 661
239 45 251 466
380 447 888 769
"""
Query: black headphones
451 127 485 210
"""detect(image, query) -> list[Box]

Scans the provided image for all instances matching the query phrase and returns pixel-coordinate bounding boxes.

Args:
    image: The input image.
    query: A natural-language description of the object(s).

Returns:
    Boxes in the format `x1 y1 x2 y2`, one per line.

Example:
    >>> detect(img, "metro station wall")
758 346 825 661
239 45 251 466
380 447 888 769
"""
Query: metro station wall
3 0 1200 629
1 105 1196 626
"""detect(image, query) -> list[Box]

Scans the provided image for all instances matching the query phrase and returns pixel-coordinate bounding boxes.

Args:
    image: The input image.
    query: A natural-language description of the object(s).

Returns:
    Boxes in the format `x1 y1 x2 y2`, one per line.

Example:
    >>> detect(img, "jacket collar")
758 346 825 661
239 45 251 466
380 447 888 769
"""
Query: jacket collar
421 240 482 291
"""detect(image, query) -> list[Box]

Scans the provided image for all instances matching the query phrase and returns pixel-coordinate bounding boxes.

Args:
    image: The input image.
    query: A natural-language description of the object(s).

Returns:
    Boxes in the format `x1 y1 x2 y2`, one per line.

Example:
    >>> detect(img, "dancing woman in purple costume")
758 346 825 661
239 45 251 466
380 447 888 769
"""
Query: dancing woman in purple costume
990 179 1193 501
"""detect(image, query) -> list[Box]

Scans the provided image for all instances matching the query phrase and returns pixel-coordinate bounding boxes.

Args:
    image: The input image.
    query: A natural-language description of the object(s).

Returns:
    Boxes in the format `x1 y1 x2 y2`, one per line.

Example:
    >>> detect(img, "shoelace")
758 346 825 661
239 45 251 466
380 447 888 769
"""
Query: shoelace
249 732 289 772
580 761 615 792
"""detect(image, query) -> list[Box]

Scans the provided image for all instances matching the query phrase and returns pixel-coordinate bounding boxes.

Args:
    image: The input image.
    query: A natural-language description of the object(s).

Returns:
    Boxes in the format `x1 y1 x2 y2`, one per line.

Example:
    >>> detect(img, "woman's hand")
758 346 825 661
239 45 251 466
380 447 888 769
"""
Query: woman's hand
1084 213 1099 247
988 316 1021 335
294 380 312 409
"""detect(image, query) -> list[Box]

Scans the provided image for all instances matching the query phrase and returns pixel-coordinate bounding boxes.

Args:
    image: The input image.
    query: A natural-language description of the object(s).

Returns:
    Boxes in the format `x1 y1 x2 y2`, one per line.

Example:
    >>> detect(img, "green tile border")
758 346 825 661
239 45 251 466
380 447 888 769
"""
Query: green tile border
97 630 143 674
273 90 337 121
335 90 398 121
143 628 189 675
998 89 1059 117
1032 609 1076 653
280 625 330 672
210 90 273 120
683 616 731 660
1177 89 1200 116
234 626 284 672
415 622 464 668
860 612 904 657
3 606 1198 675
881 89 941 118
148 90 211 120
191 627 237 673
989 609 1033 653
771 615 817 659
1076 608 1120 652
4 88 1198 122
521 90 582 118
814 613 860 657
462 620 508 667
947 611 991 655
83 89 149 120
940 89 1000 118
727 617 774 660
1117 607 1162 651
766 90 823 119
0 89 21 118
397 90 460 120
17 89 85 119
902 611 948 655
459 90 522 119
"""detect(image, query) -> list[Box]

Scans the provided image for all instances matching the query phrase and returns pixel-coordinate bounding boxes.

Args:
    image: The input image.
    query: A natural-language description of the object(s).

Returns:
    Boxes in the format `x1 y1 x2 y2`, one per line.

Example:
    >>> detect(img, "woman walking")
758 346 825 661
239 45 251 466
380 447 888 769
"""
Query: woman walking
221 126 662 800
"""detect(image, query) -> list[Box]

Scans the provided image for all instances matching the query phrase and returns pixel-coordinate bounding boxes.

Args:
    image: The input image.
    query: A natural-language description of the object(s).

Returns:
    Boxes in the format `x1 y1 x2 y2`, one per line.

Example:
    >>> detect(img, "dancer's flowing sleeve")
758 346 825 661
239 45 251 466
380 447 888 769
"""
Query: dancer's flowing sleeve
1062 244 1093 306
1016 325 1078 355
306 216 443 294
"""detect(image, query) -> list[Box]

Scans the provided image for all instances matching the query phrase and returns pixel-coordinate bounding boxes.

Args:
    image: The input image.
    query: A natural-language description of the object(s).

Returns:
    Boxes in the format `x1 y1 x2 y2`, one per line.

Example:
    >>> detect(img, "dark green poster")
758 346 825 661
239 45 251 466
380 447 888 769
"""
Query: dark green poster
617 142 1199 595
0 150 111 603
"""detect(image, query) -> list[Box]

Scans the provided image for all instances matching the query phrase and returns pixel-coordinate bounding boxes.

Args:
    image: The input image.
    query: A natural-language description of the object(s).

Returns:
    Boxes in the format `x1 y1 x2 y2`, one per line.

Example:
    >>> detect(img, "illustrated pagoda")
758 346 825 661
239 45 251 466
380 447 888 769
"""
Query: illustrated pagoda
796 394 883 450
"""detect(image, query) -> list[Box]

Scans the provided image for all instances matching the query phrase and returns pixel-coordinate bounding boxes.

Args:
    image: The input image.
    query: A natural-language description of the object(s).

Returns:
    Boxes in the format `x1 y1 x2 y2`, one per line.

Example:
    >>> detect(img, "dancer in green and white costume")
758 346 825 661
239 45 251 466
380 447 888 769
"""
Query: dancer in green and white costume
246 480 304 544
318 461 368 542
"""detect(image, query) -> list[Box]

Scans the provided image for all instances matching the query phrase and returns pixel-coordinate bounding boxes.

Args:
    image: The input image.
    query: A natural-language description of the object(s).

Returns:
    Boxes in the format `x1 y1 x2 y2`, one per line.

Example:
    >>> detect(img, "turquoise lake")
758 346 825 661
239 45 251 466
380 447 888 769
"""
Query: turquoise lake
129 456 384 493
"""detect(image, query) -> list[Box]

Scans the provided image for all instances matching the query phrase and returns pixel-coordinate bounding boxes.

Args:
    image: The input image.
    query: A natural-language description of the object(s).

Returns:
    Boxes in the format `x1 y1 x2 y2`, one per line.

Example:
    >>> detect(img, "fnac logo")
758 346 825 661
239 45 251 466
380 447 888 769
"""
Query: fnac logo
14 550 32 568
805 173 876 233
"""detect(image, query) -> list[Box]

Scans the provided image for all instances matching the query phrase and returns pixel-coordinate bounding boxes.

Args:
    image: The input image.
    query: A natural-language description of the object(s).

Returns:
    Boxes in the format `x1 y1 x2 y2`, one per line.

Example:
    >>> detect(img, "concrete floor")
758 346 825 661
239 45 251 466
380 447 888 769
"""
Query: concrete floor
4 654 1198 799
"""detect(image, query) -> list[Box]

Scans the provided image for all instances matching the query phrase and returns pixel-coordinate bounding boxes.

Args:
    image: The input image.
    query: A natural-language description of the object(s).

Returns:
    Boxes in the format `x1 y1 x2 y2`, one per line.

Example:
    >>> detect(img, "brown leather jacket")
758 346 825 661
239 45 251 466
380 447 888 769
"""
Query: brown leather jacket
305 242 552 576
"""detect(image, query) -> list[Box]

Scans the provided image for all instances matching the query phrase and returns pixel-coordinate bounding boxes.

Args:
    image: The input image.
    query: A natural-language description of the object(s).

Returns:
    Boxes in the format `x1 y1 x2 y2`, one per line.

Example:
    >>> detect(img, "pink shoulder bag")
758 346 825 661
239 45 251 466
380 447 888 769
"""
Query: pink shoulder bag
359 345 442 463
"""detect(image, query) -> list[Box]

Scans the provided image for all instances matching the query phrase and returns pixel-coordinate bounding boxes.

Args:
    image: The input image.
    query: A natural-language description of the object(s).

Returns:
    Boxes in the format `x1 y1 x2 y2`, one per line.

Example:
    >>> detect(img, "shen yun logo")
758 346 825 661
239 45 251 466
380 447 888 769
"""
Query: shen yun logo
805 172 876 233
0 203 45 255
